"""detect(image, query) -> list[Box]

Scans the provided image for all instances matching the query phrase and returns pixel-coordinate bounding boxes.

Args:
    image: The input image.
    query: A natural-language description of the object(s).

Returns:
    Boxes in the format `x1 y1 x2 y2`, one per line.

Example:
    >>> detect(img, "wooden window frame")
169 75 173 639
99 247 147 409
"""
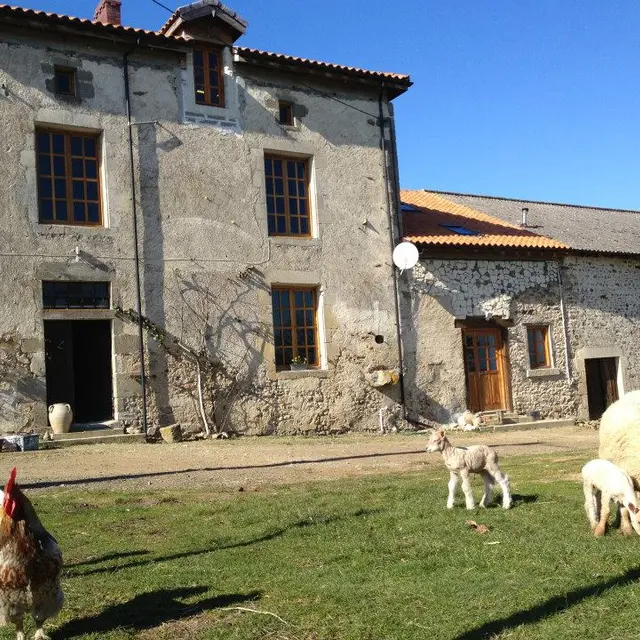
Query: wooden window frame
36 128 102 226
53 66 76 97
527 325 551 369
193 47 225 108
278 100 294 126
264 154 312 237
271 286 320 369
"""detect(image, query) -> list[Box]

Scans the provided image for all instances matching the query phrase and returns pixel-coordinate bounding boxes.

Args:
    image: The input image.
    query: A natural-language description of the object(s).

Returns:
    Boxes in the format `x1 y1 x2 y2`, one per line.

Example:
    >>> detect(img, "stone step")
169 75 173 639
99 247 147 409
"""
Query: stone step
48 428 126 440
477 418 576 433
41 432 146 448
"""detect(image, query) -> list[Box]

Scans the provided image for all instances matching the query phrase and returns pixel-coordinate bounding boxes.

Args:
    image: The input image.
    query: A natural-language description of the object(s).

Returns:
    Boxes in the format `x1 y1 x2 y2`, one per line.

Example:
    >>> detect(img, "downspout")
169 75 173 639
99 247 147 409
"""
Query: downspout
378 87 410 423
123 40 149 436
556 259 572 383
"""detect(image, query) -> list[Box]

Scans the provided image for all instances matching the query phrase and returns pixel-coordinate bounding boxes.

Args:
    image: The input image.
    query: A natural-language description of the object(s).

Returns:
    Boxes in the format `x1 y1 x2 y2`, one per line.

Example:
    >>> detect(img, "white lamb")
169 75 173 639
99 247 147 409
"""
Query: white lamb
581 458 640 537
426 429 512 509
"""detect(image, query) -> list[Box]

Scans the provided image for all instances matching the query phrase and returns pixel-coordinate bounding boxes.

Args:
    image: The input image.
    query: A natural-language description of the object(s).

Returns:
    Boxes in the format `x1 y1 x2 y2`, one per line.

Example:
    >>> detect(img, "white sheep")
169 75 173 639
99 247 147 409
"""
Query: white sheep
581 458 640 537
598 390 640 532
426 429 512 509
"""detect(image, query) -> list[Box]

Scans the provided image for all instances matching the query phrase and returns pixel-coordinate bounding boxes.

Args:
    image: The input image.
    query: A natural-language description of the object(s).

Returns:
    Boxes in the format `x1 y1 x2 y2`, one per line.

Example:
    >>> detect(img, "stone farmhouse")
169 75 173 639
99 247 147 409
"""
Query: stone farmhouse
400 190 640 425
0 0 412 436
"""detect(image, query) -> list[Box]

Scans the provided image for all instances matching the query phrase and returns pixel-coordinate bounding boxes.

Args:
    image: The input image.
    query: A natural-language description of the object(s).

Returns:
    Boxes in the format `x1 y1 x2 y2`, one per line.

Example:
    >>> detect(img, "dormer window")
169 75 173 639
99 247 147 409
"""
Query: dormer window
193 48 225 108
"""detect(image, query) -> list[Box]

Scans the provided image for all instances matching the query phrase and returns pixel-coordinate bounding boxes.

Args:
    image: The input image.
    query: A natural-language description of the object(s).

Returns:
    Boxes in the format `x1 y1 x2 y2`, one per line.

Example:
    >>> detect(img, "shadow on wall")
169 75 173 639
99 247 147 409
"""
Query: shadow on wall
400 288 455 425
154 266 276 433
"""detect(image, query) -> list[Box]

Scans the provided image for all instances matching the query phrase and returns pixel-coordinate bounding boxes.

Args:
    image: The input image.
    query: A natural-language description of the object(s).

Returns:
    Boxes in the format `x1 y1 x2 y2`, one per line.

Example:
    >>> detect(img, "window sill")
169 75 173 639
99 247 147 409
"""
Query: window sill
526 367 562 379
37 223 107 233
270 236 320 247
276 369 331 380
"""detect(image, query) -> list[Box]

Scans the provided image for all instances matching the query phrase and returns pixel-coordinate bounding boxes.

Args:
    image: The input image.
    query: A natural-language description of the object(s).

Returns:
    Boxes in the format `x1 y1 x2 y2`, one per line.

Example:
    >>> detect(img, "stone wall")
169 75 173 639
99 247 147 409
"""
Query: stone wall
404 254 640 424
403 257 576 423
0 26 402 434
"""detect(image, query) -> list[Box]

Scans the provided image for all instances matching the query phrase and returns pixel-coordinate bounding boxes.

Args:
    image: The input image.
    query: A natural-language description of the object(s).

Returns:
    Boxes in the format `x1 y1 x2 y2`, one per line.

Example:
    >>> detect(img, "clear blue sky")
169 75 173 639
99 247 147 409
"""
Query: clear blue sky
13 0 640 210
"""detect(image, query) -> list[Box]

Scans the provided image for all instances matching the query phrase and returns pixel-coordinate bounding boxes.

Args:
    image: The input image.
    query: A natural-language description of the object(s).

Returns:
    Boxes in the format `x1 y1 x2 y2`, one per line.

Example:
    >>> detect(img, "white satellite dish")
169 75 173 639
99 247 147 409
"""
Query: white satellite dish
392 242 419 271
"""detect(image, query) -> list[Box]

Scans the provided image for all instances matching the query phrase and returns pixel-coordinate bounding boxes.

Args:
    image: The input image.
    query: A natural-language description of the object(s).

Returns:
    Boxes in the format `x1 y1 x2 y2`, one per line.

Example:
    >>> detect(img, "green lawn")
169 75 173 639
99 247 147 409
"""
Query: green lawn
9 451 640 640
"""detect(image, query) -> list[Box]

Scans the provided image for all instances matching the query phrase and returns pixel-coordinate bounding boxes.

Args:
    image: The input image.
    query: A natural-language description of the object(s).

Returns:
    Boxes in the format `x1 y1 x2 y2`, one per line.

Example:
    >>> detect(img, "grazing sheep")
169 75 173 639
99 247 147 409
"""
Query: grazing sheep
581 458 640 537
598 391 640 532
426 429 512 510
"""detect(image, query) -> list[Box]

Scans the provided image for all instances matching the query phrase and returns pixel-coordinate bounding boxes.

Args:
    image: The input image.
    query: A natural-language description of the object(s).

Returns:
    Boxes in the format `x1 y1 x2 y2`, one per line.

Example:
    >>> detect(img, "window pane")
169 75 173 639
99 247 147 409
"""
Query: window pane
308 348 316 365
296 329 305 347
73 203 85 221
281 307 291 326
275 198 285 214
267 216 276 234
300 218 309 235
55 179 67 199
282 330 292 347
38 133 50 153
290 217 299 234
39 178 52 198
304 291 314 306
71 137 83 156
294 291 304 307
87 203 99 223
72 180 84 199
265 158 272 174
53 156 66 176
276 216 286 233
52 134 65 154
273 160 283 177
297 162 306 179
295 310 304 326
40 200 54 221
274 179 284 196
87 182 98 201
38 154 51 176
306 329 315 346
85 160 97 179
71 158 83 177
193 50 203 66
84 137 96 157
55 200 68 221
208 52 219 69
299 200 307 215
287 161 296 178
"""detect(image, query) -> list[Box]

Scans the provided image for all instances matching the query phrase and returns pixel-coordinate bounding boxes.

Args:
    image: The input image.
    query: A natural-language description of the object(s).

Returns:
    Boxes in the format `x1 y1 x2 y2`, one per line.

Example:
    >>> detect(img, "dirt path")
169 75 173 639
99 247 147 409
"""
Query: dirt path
9 426 598 493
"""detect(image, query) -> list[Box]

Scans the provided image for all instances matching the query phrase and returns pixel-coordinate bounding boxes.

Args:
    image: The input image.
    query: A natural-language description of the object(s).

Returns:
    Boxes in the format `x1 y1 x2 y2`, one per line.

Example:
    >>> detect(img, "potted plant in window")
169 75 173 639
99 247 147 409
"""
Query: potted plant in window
290 355 307 371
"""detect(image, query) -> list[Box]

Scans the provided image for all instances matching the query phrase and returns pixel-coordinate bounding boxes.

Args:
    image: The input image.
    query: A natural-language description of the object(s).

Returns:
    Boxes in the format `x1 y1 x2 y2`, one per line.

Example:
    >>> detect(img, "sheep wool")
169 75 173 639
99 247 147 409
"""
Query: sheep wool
599 391 640 487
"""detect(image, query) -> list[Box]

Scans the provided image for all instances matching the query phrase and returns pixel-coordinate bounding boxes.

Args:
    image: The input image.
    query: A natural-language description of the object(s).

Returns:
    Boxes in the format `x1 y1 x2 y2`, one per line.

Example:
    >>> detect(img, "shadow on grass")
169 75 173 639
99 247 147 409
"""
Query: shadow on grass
65 509 380 579
66 550 150 569
455 567 640 639
510 493 538 506
54 587 260 638
23 450 427 489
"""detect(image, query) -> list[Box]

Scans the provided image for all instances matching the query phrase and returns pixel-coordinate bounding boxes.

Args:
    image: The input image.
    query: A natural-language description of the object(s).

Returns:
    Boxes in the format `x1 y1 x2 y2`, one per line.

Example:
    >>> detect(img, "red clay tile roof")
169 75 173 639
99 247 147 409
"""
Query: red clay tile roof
235 47 411 85
0 3 189 42
401 190 569 251
1 4 410 90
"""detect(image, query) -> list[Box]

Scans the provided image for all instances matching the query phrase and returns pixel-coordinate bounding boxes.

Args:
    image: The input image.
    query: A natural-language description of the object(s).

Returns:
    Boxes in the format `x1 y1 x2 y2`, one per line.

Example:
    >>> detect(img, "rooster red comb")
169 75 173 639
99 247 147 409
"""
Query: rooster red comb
3 468 18 518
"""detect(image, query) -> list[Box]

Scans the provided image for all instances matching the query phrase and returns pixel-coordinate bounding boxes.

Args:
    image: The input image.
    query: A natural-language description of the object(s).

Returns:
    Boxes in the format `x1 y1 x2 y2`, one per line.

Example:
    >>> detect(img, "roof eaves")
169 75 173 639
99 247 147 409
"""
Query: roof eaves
0 3 190 44
234 46 412 95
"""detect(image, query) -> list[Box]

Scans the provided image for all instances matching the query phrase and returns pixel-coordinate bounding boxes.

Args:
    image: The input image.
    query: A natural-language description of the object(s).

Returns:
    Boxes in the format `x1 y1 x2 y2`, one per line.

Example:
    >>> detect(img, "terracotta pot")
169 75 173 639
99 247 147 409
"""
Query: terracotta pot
48 403 73 434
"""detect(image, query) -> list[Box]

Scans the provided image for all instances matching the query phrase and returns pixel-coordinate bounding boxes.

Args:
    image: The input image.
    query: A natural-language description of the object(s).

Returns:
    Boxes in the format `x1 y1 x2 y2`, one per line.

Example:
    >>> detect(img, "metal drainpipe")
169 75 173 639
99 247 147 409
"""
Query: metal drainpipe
378 87 409 420
556 259 573 383
123 40 149 435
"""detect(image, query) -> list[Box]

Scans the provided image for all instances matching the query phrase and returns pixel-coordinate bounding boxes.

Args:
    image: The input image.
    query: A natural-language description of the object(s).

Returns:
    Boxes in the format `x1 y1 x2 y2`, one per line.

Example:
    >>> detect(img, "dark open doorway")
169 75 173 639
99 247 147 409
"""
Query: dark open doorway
44 320 113 424
585 357 619 420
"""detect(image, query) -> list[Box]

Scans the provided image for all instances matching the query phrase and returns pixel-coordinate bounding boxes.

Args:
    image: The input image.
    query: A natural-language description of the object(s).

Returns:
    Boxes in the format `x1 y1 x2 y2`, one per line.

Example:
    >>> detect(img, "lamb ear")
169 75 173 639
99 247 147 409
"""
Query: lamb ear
438 429 445 437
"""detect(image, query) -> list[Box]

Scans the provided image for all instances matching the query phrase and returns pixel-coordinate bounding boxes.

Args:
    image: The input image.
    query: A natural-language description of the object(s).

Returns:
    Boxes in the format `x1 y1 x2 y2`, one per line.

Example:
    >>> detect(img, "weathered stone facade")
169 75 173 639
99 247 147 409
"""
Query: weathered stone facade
0 5 409 435
403 254 640 424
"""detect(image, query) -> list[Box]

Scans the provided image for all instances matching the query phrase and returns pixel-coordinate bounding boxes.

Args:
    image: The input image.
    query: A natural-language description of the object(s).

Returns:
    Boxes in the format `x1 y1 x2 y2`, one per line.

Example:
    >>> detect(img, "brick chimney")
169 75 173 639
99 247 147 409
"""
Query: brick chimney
94 0 122 26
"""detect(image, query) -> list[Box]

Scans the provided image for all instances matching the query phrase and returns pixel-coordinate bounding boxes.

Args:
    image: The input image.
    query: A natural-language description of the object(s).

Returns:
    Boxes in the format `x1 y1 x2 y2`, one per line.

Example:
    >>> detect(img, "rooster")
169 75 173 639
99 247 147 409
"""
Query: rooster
0 468 63 640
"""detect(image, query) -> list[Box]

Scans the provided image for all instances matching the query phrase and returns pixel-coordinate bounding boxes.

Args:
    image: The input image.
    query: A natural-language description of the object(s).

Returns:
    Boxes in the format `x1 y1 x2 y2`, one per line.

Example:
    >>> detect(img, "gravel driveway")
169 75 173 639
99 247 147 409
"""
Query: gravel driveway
8 426 597 493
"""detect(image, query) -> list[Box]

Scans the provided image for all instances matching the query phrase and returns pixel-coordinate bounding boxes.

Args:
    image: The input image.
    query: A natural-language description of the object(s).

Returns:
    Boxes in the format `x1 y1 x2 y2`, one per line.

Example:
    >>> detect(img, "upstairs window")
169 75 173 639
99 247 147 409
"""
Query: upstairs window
272 287 319 368
193 48 225 107
36 129 101 225
278 100 294 126
264 155 311 236
54 67 76 97
527 325 551 369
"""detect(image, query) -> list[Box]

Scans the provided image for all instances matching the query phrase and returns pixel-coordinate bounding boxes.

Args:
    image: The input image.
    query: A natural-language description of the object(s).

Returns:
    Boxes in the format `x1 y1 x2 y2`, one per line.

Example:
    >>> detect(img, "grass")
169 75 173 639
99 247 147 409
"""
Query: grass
6 451 640 639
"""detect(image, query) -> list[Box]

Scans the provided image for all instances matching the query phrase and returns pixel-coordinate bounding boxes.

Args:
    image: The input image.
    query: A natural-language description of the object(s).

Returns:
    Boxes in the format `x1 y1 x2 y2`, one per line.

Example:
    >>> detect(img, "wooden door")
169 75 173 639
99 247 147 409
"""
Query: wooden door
463 328 507 412
585 357 619 420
